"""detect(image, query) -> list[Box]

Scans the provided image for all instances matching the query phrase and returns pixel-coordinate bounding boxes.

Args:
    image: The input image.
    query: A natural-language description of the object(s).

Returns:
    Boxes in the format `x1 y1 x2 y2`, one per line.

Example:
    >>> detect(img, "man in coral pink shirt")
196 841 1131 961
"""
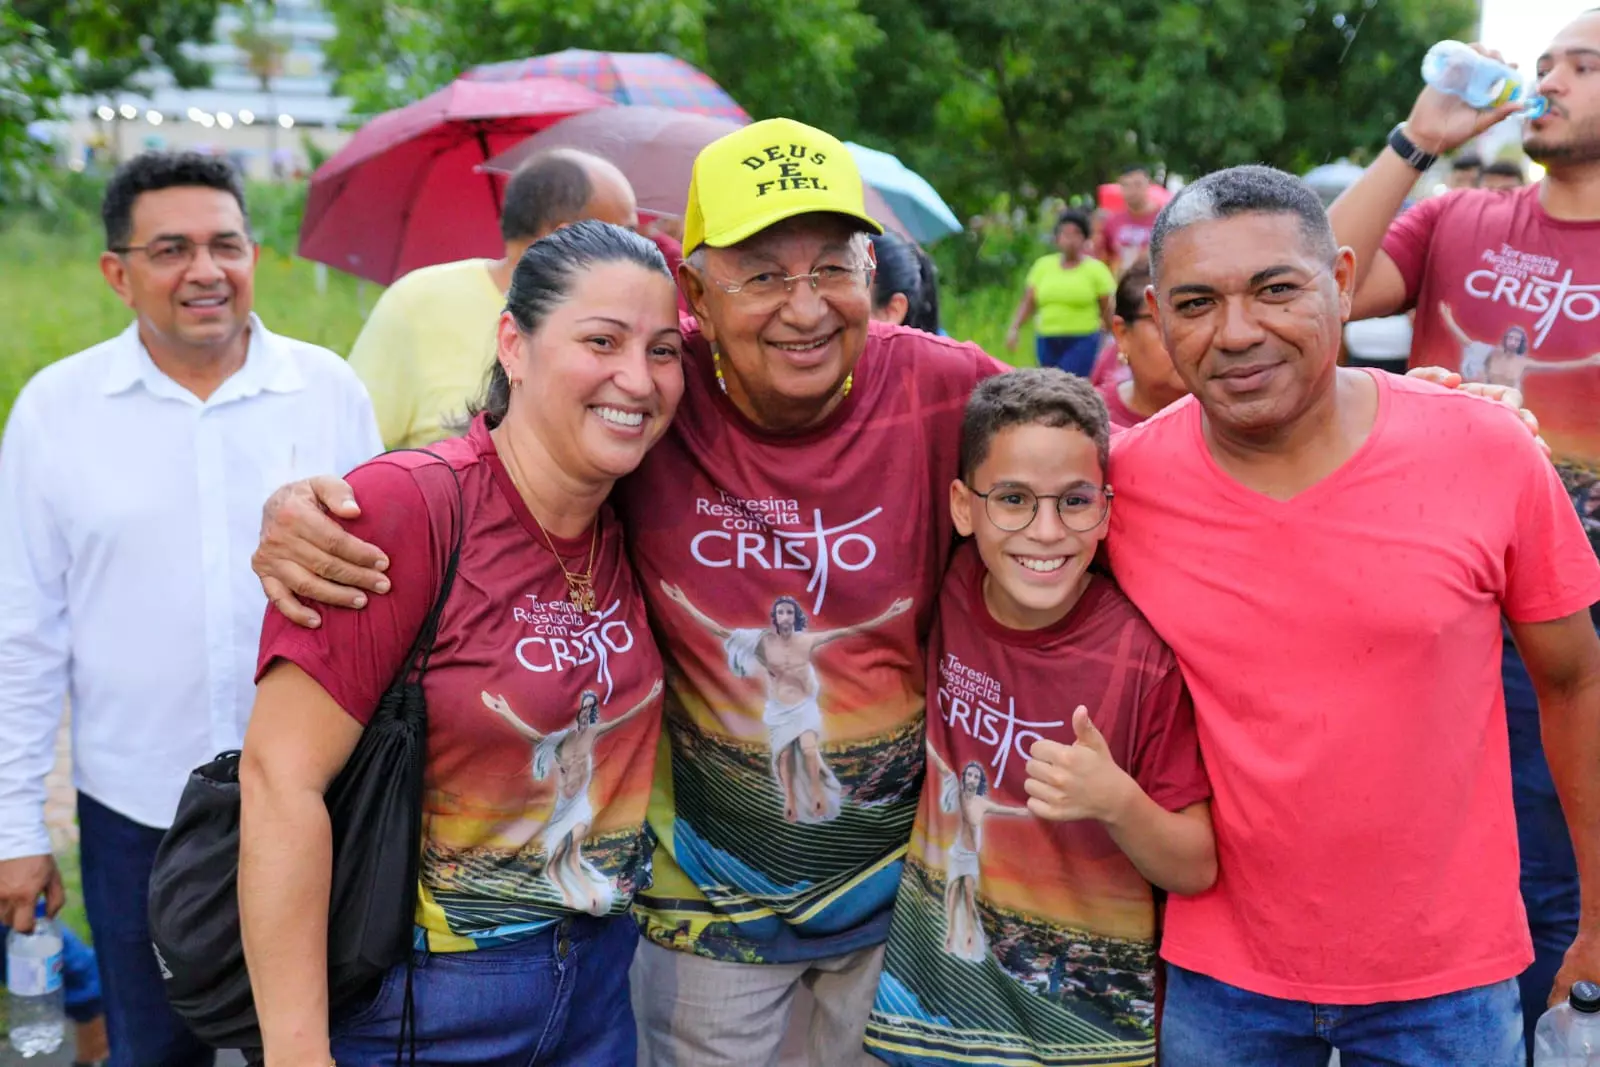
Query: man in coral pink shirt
1108 165 1600 1065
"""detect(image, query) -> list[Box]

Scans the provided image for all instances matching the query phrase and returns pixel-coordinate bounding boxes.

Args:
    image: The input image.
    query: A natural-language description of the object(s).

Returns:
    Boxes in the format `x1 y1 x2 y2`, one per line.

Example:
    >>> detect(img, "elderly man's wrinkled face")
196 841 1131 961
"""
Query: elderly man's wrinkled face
685 214 874 429
1150 212 1354 439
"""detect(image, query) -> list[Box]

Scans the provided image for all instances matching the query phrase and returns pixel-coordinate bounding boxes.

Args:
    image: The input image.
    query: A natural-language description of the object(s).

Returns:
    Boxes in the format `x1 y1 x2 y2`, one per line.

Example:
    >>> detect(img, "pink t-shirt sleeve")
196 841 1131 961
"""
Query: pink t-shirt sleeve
1380 193 1452 307
1502 437 1600 624
1128 663 1211 813
256 458 448 724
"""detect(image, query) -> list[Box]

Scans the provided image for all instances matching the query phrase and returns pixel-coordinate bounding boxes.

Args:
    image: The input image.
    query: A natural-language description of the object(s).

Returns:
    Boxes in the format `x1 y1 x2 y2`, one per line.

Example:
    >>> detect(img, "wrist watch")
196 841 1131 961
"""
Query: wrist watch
1387 124 1438 173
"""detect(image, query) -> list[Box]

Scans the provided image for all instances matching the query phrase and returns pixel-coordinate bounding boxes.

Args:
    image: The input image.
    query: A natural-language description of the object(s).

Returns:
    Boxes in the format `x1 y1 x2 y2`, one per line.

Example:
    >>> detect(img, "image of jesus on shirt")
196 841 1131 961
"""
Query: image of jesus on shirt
926 739 1029 962
660 582 912 824
481 679 663 916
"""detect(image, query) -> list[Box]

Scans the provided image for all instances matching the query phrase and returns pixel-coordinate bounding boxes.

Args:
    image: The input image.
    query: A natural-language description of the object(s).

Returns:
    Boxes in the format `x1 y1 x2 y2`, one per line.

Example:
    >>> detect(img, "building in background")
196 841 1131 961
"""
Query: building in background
59 0 352 179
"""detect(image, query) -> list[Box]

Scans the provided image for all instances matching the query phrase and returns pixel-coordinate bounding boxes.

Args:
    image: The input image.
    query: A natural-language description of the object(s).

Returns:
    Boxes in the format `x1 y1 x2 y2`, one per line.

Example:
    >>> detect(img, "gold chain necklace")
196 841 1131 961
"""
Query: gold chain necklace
497 430 600 612
713 349 851 399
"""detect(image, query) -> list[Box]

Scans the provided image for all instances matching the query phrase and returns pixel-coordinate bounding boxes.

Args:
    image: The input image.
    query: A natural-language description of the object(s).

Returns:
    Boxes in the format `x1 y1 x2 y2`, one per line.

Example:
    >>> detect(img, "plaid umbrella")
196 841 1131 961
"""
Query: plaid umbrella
461 50 750 123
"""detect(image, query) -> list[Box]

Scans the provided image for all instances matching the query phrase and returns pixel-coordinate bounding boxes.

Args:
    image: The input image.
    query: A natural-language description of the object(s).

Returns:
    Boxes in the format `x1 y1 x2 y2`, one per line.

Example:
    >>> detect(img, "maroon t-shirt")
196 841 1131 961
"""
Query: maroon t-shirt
1089 335 1129 391
257 417 664 950
619 320 1008 963
1101 209 1160 271
1100 379 1146 429
1383 184 1600 559
865 543 1209 1063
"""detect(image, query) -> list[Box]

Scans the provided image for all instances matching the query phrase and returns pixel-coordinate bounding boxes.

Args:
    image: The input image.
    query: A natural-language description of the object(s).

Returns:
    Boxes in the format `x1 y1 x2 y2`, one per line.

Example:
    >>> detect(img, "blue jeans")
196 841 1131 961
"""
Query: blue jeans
1504 636 1581 1063
78 792 214 1067
1160 965 1524 1066
0 918 103 1023
332 913 638 1066
1034 332 1102 377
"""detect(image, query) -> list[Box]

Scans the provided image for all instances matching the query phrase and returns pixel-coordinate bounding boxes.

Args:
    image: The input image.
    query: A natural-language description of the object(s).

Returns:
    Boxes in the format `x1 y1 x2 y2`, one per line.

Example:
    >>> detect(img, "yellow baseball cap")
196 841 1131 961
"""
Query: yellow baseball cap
682 117 883 256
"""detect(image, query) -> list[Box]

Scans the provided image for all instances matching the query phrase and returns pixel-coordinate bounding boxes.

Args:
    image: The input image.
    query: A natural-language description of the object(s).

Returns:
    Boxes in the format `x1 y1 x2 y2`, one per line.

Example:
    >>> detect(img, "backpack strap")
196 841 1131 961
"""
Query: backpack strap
387 448 467 684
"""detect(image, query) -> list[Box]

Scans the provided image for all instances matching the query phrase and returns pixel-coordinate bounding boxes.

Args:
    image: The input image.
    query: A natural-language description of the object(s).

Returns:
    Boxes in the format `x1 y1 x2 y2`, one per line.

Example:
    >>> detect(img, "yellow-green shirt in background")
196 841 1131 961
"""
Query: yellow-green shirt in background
346 258 504 450
1025 253 1115 337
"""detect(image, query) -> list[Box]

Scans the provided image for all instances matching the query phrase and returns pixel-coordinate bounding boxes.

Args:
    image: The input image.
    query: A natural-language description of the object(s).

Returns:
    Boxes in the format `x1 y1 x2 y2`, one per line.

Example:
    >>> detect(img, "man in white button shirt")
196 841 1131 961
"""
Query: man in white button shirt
0 152 380 1067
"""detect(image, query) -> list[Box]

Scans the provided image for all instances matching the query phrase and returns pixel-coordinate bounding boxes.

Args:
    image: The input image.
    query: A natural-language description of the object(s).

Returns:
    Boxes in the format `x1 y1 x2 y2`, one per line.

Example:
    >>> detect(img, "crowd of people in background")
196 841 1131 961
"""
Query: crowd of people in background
1 13 1598 1067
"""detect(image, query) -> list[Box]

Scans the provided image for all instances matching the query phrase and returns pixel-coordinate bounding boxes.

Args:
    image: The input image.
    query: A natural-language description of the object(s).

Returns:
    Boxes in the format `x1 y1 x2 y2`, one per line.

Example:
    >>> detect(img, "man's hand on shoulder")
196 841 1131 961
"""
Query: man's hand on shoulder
254 475 390 629
1404 367 1547 455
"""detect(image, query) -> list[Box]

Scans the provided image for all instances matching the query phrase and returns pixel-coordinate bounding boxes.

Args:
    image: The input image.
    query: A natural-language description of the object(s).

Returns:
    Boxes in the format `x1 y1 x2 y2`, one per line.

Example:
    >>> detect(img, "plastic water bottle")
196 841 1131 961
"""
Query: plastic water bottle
1535 980 1600 1066
4 902 66 1058
1422 40 1549 119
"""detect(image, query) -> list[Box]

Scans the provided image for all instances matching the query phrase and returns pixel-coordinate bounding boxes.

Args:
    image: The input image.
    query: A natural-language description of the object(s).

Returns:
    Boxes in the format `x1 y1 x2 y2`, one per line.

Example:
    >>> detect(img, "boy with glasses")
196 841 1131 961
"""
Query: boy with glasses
866 369 1215 1066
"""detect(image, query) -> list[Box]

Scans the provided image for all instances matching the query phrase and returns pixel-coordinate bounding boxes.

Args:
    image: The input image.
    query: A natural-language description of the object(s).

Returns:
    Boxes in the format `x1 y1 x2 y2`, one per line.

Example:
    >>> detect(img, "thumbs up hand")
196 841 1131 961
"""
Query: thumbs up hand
1023 706 1135 824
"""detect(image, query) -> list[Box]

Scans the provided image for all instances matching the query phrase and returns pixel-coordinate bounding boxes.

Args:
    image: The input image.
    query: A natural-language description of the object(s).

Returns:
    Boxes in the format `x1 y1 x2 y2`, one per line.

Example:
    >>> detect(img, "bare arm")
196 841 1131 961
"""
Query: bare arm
658 581 731 639
1327 56 1520 321
981 797 1032 819
254 477 391 629
1437 302 1472 347
812 596 913 648
239 663 364 1067
1326 152 1419 321
1006 288 1037 349
1099 294 1115 336
1509 609 1600 1005
595 679 664 737
1522 350 1600 373
481 691 547 744
1024 707 1217 896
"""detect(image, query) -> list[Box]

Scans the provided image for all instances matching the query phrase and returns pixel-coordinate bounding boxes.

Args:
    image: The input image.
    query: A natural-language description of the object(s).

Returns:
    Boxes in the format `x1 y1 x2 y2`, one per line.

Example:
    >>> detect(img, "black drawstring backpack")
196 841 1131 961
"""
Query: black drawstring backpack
147 451 465 1060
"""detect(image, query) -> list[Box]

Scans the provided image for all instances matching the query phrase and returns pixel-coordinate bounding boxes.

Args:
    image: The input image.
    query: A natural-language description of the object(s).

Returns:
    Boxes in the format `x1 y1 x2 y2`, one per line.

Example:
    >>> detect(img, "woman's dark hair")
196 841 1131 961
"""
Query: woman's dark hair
1114 265 1152 323
477 220 671 426
869 231 941 334
1055 210 1092 240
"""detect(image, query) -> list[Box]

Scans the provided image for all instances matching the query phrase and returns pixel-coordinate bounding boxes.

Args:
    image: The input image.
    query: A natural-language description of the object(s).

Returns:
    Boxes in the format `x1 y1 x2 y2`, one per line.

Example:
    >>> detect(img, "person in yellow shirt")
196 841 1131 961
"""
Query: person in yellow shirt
1005 210 1116 376
348 149 639 448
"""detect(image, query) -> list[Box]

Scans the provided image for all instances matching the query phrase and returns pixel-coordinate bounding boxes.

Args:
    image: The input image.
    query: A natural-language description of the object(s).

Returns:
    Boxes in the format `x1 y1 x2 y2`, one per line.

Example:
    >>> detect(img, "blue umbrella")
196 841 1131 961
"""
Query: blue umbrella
845 142 962 244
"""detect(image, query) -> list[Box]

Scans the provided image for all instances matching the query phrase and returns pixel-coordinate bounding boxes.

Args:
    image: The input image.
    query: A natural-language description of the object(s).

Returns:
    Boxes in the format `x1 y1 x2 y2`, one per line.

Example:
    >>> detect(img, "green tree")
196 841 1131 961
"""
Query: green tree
13 0 223 96
0 5 73 212
318 0 881 128
848 0 1475 212
315 0 1475 217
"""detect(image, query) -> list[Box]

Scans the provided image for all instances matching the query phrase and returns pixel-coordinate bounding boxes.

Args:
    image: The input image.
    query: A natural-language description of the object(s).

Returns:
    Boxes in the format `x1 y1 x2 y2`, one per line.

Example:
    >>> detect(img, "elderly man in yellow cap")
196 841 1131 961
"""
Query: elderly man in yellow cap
247 116 1007 1064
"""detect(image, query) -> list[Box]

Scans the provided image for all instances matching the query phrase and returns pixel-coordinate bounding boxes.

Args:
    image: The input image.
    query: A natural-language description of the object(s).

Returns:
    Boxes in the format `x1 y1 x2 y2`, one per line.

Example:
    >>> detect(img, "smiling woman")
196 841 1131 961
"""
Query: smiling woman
238 219 681 1066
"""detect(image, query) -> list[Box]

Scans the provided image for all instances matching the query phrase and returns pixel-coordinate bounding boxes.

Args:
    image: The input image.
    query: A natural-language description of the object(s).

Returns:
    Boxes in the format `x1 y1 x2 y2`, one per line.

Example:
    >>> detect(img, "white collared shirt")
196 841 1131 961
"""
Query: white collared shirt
0 316 382 858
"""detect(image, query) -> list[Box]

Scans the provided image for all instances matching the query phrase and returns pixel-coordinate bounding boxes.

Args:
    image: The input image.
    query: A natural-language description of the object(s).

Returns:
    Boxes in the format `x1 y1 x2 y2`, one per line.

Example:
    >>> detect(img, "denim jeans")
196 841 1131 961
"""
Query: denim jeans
1034 333 1103 377
1160 965 1524 1067
331 913 638 1066
77 792 215 1067
1503 635 1582 1063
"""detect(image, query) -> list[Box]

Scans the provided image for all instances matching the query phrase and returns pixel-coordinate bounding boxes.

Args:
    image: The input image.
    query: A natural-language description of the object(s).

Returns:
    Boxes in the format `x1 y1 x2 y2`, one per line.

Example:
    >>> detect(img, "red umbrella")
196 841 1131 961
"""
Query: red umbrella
479 106 914 240
462 50 750 123
299 77 613 284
